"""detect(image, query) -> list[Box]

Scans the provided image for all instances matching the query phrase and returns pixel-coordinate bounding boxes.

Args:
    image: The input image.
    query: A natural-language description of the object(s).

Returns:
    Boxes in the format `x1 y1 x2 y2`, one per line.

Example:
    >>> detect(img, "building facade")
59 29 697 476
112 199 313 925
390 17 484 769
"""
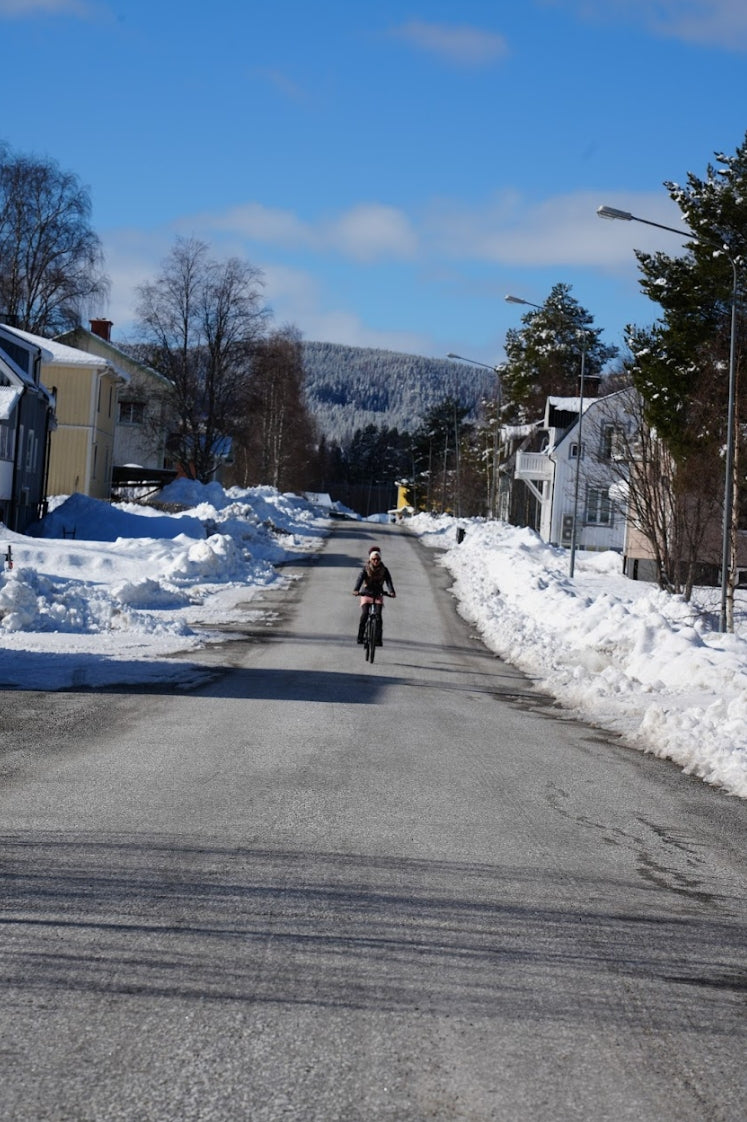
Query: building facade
5 325 125 501
0 325 57 532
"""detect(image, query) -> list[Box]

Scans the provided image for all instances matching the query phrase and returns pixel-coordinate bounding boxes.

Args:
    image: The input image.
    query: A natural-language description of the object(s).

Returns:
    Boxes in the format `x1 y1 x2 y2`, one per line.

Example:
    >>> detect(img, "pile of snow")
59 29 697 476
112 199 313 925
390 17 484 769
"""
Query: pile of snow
409 514 746 799
0 483 329 690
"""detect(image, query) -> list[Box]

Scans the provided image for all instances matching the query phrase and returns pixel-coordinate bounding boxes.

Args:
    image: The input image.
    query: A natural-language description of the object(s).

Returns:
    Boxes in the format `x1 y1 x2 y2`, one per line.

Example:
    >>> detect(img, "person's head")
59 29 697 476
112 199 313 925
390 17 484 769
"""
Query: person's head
369 549 382 566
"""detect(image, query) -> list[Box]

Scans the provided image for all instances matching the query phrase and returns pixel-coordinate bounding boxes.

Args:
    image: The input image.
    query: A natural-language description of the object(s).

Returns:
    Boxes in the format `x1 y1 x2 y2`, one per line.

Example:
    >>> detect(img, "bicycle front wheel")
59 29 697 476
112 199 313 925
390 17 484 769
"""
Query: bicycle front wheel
364 613 376 663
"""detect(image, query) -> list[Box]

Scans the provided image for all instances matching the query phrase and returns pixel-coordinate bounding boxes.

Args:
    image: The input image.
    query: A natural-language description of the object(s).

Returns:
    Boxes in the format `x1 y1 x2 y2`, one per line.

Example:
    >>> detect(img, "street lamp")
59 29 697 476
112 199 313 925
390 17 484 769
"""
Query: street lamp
597 204 739 632
444 350 502 516
568 335 588 578
505 294 541 309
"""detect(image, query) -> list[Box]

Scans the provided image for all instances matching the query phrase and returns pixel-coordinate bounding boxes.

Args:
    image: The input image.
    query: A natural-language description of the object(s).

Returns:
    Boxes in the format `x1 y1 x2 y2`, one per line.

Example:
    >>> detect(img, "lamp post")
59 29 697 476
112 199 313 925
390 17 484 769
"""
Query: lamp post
439 359 463 516
505 294 540 309
597 204 739 632
567 336 587 578
447 353 504 517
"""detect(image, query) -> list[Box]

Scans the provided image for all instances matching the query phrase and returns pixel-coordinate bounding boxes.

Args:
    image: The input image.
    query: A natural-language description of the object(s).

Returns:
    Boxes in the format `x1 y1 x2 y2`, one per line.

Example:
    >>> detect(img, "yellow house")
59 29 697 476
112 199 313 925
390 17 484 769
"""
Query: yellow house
388 480 415 522
6 326 125 500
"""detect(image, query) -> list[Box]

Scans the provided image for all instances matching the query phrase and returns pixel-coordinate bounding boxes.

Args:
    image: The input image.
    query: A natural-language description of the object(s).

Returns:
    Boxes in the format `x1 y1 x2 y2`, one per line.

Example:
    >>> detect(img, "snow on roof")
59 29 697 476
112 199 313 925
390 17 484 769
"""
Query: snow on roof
0 386 23 420
3 325 108 367
503 423 537 440
547 395 594 412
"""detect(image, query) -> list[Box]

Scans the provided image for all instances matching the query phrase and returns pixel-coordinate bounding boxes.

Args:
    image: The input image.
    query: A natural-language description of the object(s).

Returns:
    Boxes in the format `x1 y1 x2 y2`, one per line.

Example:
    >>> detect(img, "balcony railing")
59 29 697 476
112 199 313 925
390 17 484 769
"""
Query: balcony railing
515 451 553 481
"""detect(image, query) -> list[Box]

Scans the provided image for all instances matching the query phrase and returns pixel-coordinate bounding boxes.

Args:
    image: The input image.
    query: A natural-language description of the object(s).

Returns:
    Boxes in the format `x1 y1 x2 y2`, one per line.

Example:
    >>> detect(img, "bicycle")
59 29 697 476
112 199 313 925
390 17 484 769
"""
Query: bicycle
355 591 393 664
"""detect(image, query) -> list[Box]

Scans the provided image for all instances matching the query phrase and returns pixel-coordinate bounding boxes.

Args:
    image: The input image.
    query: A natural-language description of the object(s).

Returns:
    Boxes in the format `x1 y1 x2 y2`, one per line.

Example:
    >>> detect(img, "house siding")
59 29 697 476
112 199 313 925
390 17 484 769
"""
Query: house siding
55 326 173 472
45 364 119 500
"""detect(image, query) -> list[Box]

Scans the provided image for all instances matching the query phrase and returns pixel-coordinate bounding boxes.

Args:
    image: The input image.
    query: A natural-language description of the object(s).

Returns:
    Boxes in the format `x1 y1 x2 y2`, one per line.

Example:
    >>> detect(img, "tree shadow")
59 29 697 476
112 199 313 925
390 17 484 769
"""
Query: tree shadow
1 834 744 1028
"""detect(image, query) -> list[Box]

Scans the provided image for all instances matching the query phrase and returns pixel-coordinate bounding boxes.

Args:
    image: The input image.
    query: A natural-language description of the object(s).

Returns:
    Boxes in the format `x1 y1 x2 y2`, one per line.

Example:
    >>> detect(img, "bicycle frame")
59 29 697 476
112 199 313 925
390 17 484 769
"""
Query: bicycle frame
356 591 391 663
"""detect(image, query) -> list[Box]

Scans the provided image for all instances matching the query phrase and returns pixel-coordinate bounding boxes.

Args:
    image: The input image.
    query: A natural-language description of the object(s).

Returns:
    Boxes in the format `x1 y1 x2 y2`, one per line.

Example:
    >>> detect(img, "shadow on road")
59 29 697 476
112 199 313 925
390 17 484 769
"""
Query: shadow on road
0 629 541 700
1 833 744 1027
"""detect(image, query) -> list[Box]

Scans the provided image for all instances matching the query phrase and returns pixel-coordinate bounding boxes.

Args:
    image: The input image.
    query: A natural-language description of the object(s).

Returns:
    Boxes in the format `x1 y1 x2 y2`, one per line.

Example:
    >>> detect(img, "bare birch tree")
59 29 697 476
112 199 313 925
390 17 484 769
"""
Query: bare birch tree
0 143 108 333
230 327 316 492
135 237 269 482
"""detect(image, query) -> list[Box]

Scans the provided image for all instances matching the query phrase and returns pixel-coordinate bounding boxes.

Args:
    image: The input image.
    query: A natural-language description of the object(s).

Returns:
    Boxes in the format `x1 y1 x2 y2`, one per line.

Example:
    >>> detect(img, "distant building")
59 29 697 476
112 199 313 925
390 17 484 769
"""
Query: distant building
55 320 175 486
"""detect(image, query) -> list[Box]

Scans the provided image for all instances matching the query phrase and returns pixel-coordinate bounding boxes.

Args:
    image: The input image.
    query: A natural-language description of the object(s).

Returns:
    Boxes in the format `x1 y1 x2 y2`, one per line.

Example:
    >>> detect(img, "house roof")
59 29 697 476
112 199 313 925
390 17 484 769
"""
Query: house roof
3 325 112 368
0 330 55 406
547 395 595 413
55 326 168 387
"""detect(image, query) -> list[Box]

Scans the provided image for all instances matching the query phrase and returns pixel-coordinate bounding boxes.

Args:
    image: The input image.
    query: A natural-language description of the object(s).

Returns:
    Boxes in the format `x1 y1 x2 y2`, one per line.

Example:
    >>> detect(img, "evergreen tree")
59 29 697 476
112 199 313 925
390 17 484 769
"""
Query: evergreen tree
502 283 617 421
412 397 473 513
344 424 410 485
627 132 746 625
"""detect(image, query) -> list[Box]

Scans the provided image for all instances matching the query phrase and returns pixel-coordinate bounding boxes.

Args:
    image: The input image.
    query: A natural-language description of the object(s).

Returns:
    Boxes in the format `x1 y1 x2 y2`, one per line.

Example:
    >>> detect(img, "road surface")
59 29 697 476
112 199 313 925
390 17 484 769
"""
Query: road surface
0 523 744 1121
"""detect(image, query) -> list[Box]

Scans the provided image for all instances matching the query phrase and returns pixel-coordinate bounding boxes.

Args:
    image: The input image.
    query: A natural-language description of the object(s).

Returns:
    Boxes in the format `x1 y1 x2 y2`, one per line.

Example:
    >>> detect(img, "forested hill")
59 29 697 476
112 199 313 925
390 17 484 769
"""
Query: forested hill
302 341 495 443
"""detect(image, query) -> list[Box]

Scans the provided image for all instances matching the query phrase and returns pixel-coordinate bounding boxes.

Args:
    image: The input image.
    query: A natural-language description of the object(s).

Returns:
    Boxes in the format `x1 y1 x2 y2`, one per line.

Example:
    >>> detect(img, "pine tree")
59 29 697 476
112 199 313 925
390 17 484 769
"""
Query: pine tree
502 283 617 421
627 132 746 624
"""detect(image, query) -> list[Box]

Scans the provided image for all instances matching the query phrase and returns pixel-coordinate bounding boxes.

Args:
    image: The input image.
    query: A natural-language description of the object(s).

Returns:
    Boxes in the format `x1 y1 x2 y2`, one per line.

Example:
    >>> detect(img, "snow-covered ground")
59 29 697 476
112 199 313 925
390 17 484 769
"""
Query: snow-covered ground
1 482 744 799
410 513 746 800
0 481 330 692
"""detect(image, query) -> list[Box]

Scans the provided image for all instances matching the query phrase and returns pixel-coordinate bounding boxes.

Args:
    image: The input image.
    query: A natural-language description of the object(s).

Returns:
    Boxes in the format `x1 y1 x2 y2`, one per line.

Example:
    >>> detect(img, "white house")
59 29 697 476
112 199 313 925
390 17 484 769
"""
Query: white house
513 388 635 553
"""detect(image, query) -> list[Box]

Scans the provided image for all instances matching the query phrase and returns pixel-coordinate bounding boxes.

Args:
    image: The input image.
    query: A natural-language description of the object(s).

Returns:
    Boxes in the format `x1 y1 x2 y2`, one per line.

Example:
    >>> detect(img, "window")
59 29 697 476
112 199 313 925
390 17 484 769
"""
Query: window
570 441 583 459
25 431 36 471
119 400 145 425
0 423 13 462
601 424 625 461
586 486 613 525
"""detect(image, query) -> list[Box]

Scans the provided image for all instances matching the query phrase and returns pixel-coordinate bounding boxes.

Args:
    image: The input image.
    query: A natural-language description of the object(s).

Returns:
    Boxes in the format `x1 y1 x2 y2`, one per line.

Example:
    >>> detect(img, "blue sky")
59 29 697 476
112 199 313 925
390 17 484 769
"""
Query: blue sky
1 0 746 366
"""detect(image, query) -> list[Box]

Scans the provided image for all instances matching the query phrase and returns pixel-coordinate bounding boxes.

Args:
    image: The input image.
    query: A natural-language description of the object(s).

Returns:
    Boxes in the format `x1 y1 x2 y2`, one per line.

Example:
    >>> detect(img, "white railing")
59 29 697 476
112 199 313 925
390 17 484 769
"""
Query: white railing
515 451 553 480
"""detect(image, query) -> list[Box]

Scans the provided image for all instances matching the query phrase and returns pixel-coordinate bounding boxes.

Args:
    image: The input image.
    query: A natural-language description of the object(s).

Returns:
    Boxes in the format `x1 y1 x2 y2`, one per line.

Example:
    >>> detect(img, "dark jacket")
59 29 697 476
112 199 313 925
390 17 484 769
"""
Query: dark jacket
354 560 395 598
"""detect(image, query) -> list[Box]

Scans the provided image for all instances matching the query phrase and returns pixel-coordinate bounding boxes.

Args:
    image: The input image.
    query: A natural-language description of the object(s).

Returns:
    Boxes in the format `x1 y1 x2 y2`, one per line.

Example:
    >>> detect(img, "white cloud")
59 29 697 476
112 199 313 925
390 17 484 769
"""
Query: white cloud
259 263 428 351
545 0 747 51
97 188 686 347
204 200 417 262
97 232 427 352
427 190 688 268
208 202 316 249
96 227 177 336
390 20 509 65
328 203 417 261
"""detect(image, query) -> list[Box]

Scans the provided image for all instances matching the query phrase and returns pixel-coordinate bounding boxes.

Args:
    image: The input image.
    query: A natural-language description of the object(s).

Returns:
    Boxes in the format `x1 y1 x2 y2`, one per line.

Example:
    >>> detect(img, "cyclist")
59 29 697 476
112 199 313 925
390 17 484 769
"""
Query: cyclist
353 547 396 644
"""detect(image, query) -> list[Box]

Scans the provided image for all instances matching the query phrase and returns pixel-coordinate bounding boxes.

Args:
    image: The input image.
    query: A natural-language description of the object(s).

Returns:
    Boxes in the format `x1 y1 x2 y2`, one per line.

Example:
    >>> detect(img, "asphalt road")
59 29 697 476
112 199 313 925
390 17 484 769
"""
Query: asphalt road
0 522 744 1122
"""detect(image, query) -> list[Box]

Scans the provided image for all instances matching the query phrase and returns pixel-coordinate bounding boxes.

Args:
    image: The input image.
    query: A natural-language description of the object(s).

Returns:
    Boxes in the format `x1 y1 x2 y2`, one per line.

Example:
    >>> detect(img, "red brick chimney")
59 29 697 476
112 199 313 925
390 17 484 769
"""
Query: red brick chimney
89 318 113 341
